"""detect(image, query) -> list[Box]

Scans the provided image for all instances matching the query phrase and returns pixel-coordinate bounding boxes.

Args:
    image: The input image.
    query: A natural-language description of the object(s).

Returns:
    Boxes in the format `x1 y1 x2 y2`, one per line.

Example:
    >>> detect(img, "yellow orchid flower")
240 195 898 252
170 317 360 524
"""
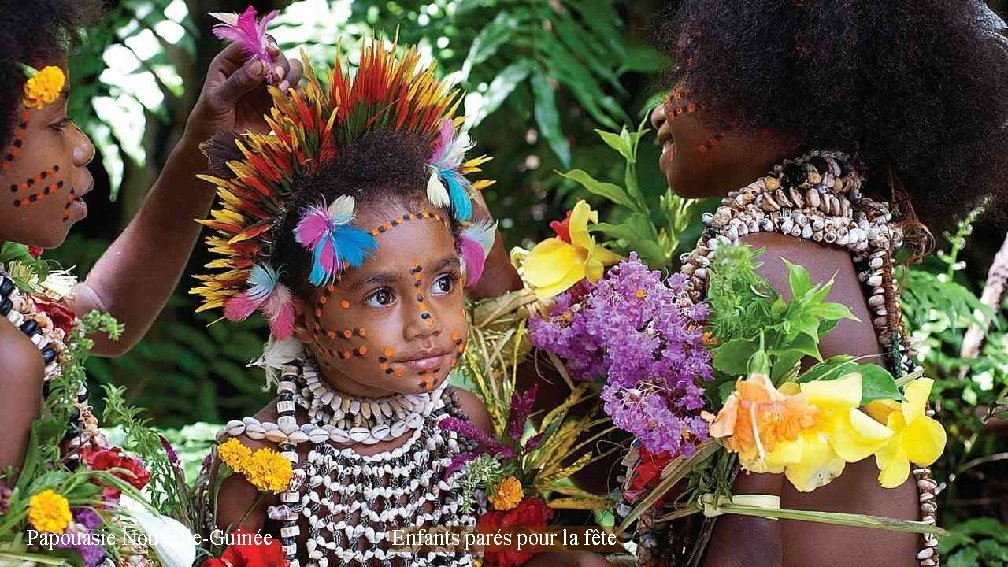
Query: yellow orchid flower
522 200 621 298
866 378 947 488
778 373 894 492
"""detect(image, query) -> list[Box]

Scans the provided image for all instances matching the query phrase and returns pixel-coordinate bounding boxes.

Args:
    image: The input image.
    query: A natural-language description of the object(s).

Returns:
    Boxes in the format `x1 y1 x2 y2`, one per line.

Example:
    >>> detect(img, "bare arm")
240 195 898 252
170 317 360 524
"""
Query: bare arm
0 322 44 472
706 232 911 567
72 42 303 356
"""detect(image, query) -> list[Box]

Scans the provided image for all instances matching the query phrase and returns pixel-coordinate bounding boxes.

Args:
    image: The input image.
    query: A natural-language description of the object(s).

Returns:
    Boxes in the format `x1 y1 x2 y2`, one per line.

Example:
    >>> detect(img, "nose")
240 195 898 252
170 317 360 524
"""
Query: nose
71 123 95 167
403 298 443 342
651 103 667 131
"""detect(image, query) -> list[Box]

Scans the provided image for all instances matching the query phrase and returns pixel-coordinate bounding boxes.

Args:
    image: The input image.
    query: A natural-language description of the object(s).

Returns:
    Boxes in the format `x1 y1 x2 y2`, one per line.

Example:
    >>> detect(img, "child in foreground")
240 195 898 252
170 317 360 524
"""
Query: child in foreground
193 40 612 567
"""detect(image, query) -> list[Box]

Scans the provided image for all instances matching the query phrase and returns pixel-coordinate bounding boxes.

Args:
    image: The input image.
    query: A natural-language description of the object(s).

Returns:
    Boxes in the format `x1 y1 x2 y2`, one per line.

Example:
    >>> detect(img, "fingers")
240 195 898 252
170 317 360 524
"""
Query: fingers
214 58 268 108
266 38 303 92
208 41 251 78
281 58 304 92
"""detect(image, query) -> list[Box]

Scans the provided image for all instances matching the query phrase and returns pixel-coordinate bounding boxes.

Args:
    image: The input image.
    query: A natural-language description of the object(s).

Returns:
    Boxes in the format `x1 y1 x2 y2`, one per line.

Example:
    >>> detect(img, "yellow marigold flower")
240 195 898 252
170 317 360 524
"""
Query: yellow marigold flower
27 489 71 534
522 200 621 298
709 373 818 474
218 438 253 473
488 475 524 511
866 378 947 489
23 66 66 109
243 447 293 493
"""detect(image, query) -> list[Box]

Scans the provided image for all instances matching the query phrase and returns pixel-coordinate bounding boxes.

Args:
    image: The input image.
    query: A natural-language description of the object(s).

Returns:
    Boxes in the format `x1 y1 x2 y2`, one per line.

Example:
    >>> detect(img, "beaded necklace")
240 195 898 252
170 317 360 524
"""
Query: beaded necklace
223 355 477 567
0 267 97 460
643 151 940 566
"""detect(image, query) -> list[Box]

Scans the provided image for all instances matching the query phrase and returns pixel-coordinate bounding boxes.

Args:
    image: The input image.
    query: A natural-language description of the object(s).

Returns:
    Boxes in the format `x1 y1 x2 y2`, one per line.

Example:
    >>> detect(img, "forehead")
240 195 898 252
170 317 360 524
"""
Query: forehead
352 207 456 271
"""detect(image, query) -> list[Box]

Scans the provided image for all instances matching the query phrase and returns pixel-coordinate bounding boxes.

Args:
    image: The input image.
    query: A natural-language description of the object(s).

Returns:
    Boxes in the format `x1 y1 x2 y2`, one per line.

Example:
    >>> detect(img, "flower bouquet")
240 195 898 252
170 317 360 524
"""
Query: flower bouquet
0 243 199 567
440 289 618 566
509 125 949 565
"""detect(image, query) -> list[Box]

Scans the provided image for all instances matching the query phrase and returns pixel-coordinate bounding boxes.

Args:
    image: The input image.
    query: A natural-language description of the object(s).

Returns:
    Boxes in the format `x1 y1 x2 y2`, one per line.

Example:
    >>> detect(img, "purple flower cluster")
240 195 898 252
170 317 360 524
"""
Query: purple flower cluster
529 254 713 457
54 508 106 567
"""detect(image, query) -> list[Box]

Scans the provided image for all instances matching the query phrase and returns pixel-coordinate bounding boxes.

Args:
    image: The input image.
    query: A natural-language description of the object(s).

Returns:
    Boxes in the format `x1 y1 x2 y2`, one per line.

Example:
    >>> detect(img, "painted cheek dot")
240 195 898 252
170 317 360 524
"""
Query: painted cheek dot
355 345 367 356
340 299 351 309
393 368 404 378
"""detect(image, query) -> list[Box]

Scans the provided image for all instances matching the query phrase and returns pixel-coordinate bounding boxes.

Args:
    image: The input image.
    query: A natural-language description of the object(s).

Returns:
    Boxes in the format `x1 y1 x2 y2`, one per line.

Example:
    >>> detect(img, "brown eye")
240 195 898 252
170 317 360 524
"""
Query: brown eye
365 287 395 307
431 273 458 295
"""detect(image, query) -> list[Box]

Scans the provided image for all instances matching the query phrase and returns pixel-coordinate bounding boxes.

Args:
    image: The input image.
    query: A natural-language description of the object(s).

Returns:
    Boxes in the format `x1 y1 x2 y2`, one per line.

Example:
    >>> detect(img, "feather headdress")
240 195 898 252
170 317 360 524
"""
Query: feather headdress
192 39 493 335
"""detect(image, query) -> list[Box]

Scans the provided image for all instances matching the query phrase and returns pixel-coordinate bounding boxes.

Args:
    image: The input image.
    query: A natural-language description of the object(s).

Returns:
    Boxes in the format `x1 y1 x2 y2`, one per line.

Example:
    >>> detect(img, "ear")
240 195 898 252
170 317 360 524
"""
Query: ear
291 296 317 346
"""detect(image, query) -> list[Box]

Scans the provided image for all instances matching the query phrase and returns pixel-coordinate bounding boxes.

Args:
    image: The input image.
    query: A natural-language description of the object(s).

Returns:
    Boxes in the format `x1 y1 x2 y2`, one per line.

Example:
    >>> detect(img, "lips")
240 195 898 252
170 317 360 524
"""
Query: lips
396 349 451 372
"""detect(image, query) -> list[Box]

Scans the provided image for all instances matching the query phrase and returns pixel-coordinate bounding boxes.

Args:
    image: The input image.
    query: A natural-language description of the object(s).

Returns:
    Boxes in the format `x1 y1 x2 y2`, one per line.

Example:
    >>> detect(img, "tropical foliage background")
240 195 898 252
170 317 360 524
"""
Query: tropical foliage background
50 0 1008 563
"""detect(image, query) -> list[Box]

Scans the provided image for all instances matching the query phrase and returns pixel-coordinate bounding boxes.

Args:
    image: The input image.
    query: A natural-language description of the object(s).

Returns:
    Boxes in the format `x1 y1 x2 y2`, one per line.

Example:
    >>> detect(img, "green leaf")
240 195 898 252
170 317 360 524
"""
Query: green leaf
857 364 902 403
713 338 758 376
531 72 571 167
596 127 633 162
809 302 857 322
799 356 857 383
468 59 534 128
590 223 642 242
558 169 636 210
781 258 813 299
460 13 517 78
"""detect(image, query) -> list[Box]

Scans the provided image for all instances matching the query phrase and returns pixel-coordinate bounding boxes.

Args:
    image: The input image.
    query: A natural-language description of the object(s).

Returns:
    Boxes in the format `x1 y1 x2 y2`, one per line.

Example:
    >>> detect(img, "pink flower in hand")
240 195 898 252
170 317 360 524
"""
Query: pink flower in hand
211 6 279 79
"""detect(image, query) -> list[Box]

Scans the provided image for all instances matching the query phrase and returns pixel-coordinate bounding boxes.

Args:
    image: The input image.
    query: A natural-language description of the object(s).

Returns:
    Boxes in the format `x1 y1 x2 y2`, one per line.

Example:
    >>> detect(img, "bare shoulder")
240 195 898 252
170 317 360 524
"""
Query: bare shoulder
0 320 44 387
451 387 493 435
740 231 882 361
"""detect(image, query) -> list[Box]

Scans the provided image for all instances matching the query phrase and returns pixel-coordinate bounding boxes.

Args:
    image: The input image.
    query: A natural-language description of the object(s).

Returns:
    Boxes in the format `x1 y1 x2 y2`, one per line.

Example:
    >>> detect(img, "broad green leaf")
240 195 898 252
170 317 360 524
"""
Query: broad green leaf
558 169 636 210
714 338 758 376
810 302 858 322
469 60 534 127
531 72 571 166
856 364 902 403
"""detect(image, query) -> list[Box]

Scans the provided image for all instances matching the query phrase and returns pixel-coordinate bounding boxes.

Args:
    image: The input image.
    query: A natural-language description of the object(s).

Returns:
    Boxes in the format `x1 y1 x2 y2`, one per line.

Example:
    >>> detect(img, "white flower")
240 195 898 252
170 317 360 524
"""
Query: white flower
120 496 196 567
973 371 994 392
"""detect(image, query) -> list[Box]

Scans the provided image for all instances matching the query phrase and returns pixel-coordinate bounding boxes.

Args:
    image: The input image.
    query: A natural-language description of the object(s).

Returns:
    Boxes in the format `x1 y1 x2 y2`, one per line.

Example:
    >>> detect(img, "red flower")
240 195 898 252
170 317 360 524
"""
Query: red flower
27 246 43 258
549 210 574 243
81 447 150 499
203 529 288 567
478 498 555 567
624 446 673 503
33 298 76 337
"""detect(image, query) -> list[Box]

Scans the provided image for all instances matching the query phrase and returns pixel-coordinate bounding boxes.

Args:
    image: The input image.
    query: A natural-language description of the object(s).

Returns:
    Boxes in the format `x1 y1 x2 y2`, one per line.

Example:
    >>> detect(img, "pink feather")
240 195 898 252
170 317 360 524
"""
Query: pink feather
460 235 487 287
263 283 295 339
294 205 331 248
429 118 455 166
317 238 340 279
212 6 278 70
223 291 261 321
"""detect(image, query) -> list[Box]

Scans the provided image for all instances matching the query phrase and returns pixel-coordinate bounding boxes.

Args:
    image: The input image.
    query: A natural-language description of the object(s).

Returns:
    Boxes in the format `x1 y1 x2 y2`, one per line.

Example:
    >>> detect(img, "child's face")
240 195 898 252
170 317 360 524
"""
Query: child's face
0 63 96 248
297 204 468 397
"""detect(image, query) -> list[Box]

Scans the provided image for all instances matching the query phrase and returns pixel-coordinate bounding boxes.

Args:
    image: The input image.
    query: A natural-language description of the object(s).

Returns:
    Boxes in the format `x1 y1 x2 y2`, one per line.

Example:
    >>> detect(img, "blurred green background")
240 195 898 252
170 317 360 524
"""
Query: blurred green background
49 1 1008 562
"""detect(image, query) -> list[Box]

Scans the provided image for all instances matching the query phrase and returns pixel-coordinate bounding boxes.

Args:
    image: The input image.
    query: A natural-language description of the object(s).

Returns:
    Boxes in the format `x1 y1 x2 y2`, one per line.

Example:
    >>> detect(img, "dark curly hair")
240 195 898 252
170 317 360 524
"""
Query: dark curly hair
654 0 1008 232
0 0 102 147
206 129 461 299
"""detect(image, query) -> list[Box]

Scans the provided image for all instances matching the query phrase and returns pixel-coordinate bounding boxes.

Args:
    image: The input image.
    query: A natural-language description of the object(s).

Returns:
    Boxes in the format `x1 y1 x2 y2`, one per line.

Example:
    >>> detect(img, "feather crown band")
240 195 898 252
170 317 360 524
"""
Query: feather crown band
192 39 493 337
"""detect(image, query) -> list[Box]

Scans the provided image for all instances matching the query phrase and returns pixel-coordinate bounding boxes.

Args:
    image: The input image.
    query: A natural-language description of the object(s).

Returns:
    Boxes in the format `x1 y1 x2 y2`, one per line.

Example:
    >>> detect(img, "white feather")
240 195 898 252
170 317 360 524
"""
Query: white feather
327 194 356 225
426 166 451 208
251 336 305 387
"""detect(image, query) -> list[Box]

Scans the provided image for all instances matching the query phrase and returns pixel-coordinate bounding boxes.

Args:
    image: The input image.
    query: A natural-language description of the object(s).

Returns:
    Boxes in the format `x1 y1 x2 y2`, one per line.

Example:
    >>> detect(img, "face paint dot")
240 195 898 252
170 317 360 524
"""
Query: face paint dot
342 330 352 339
385 368 394 375
357 328 366 337
394 368 404 378
340 299 350 309
421 312 431 320
319 295 328 305
56 180 63 188
9 185 16 193
384 347 394 357
326 330 337 339
416 294 424 302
